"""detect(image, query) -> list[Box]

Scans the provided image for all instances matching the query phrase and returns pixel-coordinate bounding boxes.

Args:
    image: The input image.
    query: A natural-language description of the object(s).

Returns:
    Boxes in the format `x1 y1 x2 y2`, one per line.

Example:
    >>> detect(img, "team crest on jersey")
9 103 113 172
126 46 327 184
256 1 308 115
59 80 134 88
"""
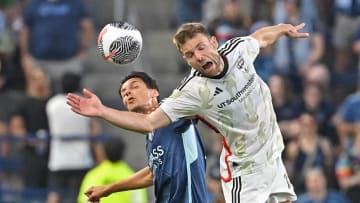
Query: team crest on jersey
235 56 249 73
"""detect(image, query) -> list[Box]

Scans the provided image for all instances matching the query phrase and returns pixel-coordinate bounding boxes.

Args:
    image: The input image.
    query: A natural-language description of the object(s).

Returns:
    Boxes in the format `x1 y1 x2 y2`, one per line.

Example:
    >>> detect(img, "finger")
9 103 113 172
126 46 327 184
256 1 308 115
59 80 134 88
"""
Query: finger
295 22 305 30
85 190 92 196
66 97 80 110
83 88 93 98
88 196 100 202
66 94 80 104
66 100 81 114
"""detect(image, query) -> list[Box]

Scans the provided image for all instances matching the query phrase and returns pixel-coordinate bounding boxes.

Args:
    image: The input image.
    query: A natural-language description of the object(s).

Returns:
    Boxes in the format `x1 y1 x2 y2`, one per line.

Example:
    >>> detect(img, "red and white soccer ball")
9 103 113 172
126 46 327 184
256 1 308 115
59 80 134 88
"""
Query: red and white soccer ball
97 21 143 65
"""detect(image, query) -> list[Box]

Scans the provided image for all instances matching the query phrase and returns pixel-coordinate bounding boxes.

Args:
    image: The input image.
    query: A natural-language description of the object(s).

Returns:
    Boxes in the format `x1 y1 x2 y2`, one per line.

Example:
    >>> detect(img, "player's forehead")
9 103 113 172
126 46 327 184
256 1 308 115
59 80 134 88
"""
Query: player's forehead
180 33 210 54
120 77 145 91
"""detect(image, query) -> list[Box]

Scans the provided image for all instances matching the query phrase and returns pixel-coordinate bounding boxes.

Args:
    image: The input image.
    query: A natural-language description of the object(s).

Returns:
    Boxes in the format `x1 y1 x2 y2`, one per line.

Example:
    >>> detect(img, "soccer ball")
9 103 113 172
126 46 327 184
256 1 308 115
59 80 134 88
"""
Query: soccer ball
97 21 143 65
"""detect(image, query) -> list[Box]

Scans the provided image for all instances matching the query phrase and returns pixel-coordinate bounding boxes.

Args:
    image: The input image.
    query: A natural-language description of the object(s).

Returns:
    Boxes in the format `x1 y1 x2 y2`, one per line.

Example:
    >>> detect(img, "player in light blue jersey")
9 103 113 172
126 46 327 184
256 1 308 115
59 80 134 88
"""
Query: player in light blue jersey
84 72 208 203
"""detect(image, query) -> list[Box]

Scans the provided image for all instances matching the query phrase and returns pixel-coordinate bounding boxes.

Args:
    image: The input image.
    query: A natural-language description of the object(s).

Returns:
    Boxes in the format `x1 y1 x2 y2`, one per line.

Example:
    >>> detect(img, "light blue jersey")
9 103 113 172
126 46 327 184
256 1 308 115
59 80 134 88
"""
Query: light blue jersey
146 119 208 203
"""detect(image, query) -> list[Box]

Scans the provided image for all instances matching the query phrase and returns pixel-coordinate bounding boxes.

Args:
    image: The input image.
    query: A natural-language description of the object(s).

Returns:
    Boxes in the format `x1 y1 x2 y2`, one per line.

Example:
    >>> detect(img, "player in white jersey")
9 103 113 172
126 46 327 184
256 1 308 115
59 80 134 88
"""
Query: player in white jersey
67 22 309 203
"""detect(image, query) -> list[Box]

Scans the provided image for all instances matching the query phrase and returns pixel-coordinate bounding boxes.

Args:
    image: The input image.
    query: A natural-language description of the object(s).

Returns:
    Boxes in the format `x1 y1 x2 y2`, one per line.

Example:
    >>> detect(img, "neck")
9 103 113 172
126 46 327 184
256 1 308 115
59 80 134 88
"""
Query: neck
133 102 159 114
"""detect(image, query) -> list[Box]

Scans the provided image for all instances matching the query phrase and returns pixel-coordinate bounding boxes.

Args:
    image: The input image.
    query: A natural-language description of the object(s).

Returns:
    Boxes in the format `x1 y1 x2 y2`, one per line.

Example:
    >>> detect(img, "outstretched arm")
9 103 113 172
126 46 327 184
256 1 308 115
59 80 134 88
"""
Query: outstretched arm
250 23 309 48
66 88 171 133
85 166 153 203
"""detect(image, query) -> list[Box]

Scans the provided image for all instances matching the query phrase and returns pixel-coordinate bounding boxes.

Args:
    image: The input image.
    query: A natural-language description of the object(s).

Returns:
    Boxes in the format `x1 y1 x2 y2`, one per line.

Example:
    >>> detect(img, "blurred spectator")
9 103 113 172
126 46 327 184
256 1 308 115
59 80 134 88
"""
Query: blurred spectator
335 126 360 203
294 82 337 145
9 67 50 195
286 112 334 194
19 0 94 94
333 82 360 150
273 0 325 93
268 74 300 141
333 0 360 72
46 72 103 203
0 114 27 202
296 167 350 203
334 87 360 202
302 63 331 94
0 121 8 160
0 120 9 194
0 1 28 93
207 0 251 46
3 115 27 191
78 136 148 203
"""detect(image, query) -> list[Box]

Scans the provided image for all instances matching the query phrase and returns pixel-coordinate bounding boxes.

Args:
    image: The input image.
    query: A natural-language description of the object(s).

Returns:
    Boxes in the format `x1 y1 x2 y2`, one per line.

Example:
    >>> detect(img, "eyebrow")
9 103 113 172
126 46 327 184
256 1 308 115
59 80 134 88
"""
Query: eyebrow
120 80 139 93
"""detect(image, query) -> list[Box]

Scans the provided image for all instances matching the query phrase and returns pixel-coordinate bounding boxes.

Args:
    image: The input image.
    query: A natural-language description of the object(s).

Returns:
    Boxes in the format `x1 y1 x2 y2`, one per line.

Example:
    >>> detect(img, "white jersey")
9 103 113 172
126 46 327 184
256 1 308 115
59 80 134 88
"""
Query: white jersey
46 94 94 171
160 36 284 180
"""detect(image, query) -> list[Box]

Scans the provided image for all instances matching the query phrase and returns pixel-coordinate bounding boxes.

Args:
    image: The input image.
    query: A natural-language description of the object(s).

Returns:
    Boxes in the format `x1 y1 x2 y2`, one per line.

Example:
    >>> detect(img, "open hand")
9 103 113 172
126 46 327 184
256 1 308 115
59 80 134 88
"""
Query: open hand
66 88 103 117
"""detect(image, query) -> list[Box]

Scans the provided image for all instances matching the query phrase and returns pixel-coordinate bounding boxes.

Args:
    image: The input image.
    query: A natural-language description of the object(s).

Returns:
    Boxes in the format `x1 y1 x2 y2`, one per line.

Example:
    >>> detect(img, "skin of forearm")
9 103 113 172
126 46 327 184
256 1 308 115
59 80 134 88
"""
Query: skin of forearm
106 167 154 193
251 24 287 48
101 106 156 134
100 106 171 134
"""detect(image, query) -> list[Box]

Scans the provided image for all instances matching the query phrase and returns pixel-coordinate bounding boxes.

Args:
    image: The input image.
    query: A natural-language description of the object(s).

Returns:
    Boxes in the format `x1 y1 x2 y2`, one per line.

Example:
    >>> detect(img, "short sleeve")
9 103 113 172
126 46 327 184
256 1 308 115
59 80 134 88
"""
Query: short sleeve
160 87 202 122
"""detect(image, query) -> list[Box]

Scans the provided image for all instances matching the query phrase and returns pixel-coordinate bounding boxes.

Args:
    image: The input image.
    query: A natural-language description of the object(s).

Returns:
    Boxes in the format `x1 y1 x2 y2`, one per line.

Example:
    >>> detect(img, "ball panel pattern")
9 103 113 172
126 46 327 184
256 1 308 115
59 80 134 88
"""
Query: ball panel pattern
97 21 142 65
109 35 142 64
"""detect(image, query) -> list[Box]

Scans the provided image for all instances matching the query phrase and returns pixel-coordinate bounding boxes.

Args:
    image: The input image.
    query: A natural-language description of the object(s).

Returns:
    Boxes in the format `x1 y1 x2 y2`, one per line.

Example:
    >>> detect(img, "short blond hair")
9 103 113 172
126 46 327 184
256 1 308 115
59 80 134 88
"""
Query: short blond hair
172 22 210 51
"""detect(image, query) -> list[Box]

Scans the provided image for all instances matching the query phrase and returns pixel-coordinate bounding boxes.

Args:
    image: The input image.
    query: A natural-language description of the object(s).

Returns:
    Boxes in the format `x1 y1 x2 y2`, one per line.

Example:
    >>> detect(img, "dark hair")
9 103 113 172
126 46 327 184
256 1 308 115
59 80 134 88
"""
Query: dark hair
104 136 126 162
118 71 159 98
172 22 210 51
61 72 81 93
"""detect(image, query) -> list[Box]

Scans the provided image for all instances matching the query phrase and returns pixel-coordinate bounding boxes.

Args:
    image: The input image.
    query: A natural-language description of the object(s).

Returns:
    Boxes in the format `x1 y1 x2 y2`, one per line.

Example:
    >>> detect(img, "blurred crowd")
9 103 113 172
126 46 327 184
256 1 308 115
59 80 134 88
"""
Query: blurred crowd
1 0 360 202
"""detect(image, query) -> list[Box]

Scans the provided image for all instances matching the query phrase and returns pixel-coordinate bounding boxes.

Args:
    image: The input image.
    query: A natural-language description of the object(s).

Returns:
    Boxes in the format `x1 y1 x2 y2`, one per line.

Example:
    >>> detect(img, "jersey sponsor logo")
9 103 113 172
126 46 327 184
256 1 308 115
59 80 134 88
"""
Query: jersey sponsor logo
213 87 223 96
217 74 255 108
149 145 164 171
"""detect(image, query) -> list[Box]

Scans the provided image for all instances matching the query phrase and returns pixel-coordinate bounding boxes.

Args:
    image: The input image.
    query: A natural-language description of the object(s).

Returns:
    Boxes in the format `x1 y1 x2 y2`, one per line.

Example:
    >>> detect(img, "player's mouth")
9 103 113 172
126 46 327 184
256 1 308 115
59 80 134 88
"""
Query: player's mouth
128 97 136 104
202 62 213 70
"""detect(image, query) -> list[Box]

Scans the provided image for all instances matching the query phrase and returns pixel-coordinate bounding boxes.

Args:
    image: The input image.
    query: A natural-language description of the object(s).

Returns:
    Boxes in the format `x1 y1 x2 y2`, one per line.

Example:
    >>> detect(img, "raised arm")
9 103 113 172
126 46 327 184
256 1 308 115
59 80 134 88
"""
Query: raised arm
66 88 171 134
250 23 309 49
85 166 153 203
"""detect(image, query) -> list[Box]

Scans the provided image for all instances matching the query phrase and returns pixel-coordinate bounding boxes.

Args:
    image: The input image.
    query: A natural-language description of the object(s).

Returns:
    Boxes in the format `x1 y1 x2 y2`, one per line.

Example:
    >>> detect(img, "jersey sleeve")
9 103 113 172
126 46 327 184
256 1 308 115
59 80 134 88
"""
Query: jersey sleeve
243 36 260 63
160 85 203 122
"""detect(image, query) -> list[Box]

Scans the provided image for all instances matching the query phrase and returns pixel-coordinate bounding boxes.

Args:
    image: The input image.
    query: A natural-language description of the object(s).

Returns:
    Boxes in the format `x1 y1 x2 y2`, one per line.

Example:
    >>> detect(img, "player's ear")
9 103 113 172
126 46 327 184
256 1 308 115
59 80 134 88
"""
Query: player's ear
152 89 160 98
210 36 219 48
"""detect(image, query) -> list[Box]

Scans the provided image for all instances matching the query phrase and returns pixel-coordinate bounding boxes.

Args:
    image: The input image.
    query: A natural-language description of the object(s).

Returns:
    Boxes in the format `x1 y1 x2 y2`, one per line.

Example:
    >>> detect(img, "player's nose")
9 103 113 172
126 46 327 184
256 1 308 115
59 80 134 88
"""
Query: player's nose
123 90 132 98
194 51 203 62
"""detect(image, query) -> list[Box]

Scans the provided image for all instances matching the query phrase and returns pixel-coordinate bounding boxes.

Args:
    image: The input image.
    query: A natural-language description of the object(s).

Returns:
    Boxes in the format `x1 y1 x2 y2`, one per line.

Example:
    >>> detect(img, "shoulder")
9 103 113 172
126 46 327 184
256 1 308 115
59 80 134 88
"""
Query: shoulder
175 69 204 91
339 94 360 112
218 36 249 55
219 36 260 60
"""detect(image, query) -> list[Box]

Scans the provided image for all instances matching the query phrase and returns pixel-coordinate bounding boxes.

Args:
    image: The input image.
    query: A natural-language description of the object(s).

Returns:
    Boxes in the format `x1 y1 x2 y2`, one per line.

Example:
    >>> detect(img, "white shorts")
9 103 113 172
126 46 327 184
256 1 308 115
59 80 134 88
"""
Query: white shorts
221 157 297 203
